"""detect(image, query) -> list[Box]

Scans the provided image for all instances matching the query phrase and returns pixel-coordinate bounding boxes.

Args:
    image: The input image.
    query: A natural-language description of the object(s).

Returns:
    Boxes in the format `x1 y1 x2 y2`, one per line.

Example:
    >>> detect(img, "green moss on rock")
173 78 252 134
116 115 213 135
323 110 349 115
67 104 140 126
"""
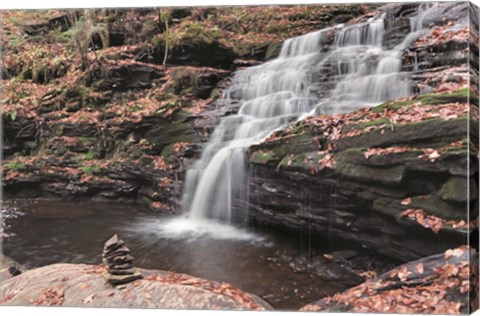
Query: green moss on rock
79 165 101 175
357 118 391 129
336 117 468 152
336 161 405 184
277 153 306 170
438 176 476 203
265 42 282 60
411 195 466 221
6 161 27 171
145 110 196 151
371 89 474 114
250 150 278 165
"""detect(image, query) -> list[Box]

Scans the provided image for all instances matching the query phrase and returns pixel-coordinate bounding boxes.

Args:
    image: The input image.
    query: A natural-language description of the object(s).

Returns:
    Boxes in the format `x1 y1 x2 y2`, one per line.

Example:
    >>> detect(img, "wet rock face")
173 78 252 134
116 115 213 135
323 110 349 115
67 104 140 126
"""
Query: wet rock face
0 263 272 310
244 92 473 262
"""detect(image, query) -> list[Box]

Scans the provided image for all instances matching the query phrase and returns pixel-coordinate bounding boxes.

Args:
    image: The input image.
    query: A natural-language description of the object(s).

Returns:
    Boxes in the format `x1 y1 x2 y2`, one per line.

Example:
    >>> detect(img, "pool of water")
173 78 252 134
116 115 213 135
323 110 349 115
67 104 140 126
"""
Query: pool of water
1 199 384 309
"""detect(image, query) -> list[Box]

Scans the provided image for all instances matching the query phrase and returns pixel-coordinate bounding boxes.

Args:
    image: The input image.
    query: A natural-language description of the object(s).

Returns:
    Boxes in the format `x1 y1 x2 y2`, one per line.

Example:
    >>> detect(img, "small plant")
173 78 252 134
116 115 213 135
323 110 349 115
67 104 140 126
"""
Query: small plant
159 8 172 66
6 161 27 171
128 104 143 113
7 109 17 121
79 165 101 175
85 151 97 160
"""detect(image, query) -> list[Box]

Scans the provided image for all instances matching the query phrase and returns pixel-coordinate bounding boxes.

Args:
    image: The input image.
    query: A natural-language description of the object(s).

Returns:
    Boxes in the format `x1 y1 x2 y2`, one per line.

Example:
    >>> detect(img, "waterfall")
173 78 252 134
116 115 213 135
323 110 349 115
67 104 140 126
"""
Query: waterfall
162 4 439 239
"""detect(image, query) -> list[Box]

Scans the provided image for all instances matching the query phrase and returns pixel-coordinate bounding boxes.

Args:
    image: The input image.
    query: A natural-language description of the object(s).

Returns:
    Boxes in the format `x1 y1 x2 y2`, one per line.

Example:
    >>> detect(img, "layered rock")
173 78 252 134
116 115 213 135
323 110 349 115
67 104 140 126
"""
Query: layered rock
244 88 475 261
301 246 478 314
232 2 477 262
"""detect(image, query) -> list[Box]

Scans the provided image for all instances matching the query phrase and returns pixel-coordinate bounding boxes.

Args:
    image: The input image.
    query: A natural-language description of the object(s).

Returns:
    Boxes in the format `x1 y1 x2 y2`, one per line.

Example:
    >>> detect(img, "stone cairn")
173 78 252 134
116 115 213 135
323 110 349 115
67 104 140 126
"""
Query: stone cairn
102 234 142 285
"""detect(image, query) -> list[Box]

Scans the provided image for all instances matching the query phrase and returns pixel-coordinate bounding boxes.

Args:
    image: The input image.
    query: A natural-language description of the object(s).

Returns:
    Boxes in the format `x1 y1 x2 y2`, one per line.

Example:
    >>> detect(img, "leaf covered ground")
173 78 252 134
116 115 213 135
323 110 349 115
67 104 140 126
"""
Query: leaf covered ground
301 246 477 314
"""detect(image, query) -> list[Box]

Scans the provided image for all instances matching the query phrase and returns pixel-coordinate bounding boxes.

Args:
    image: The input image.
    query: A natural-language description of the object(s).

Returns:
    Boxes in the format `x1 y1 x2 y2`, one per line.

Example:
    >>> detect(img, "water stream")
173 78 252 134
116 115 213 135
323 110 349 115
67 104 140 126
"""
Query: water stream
164 3 438 238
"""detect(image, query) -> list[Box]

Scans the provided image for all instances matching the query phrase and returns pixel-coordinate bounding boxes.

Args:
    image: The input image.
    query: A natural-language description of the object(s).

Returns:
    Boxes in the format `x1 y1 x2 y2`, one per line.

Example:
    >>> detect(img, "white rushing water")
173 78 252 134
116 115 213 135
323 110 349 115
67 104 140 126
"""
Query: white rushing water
159 3 439 240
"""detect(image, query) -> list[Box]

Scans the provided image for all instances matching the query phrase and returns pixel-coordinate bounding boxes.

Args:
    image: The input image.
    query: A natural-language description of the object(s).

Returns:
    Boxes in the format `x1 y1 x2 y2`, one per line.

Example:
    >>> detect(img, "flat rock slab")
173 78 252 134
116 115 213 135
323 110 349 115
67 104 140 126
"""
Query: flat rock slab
300 246 477 314
0 263 272 310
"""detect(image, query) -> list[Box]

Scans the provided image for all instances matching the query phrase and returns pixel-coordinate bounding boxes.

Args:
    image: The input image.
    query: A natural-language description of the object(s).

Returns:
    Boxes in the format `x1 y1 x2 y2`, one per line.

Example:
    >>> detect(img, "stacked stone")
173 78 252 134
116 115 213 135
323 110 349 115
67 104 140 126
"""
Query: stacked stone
102 234 141 284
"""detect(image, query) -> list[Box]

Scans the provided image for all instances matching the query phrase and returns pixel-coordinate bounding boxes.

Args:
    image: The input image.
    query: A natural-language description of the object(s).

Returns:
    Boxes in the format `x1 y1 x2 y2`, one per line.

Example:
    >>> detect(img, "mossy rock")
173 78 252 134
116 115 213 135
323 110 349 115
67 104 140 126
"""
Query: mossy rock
438 176 477 203
277 153 306 170
336 161 405 185
334 147 422 168
371 88 473 114
277 151 330 173
373 193 467 223
414 88 472 105
172 22 222 46
79 165 101 175
357 118 392 129
265 42 282 60
232 41 271 60
411 194 467 221
6 161 27 171
158 22 234 69
145 111 197 153
336 117 468 152
270 134 317 158
249 134 319 173
249 150 279 166
372 197 406 219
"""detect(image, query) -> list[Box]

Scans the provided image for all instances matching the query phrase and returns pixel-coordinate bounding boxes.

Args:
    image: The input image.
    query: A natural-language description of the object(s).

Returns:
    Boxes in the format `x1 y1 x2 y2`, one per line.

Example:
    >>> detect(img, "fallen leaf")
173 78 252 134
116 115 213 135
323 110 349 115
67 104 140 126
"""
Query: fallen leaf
397 266 412 281
80 283 89 290
445 248 464 258
323 254 334 260
83 294 95 304
416 263 424 274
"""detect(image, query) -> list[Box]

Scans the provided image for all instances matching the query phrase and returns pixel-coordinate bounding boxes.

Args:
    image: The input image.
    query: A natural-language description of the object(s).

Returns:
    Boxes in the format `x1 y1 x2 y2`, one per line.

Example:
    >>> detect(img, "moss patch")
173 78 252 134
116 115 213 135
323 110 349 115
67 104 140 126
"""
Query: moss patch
250 150 279 165
411 195 466 221
6 161 27 171
438 176 475 203
336 161 405 185
79 165 101 175
372 88 472 114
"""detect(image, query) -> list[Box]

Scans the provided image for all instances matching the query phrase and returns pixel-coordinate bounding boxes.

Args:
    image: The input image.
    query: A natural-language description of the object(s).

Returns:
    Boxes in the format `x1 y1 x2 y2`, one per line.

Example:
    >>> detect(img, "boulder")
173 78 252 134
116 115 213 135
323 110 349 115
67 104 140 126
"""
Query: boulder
301 246 477 314
0 263 272 310
87 60 167 91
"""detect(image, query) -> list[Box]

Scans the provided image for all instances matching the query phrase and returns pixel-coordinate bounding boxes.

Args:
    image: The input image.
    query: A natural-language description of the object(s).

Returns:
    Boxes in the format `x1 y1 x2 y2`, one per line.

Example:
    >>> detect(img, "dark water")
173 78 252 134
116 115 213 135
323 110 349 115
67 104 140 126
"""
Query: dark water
2 199 367 309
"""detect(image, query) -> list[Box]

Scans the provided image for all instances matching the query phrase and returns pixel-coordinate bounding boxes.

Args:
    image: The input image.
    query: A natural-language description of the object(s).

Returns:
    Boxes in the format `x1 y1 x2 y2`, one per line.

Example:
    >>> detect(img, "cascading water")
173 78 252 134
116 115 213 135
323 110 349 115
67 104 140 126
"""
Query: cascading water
161 3 439 239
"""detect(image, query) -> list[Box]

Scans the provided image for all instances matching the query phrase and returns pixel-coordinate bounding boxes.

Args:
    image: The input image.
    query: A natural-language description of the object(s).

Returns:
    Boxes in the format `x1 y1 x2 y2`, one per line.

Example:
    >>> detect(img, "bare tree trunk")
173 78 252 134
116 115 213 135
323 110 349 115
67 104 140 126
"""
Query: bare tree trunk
162 20 169 67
